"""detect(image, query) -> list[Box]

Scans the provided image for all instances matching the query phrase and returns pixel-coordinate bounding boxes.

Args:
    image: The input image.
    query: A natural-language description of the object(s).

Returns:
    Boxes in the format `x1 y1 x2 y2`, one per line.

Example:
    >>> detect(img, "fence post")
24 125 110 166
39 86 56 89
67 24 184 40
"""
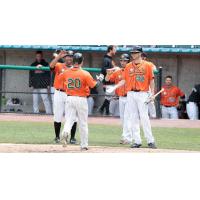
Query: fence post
156 66 162 118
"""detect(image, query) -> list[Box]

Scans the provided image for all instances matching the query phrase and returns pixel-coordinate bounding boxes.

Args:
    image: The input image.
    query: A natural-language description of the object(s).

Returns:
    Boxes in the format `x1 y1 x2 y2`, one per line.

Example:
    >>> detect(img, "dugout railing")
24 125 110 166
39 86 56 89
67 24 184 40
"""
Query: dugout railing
0 65 162 118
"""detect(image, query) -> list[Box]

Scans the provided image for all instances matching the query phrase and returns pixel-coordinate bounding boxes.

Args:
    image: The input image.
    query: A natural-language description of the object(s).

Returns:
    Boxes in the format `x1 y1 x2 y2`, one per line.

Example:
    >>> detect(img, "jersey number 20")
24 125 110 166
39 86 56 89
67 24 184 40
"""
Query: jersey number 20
67 78 81 89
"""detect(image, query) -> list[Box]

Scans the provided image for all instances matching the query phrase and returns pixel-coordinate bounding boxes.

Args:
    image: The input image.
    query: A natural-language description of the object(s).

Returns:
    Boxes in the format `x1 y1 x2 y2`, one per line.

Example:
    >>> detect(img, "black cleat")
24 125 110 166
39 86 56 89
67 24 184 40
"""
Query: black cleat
54 137 60 144
148 143 157 149
131 143 142 148
70 138 77 144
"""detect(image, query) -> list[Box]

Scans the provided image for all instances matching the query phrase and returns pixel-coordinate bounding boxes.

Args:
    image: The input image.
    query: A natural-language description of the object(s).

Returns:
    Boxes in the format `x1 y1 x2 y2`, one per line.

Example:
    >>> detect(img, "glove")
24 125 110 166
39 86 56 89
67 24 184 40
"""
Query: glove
96 74 104 82
106 85 117 94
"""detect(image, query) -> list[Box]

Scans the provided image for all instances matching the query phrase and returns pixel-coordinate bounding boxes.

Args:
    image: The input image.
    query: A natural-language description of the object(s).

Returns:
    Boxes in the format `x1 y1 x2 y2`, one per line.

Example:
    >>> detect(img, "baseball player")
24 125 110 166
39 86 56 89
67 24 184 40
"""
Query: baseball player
59 53 103 150
160 75 185 119
105 53 132 144
186 84 200 120
107 46 156 149
49 50 77 144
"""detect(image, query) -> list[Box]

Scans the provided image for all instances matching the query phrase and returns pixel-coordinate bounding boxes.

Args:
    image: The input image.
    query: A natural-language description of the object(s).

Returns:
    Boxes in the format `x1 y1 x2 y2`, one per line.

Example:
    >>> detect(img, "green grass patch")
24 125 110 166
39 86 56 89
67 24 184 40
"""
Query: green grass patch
0 121 200 151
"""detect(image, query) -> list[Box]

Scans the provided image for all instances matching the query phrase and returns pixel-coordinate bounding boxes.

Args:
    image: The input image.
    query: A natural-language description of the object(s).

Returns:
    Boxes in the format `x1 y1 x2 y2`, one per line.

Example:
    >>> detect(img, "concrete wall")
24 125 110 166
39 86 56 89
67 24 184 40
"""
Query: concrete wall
1 49 200 112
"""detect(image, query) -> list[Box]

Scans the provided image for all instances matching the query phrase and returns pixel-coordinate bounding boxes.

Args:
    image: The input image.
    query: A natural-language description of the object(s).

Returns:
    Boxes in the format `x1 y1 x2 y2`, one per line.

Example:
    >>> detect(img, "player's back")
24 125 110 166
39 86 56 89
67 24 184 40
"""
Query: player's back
63 68 96 97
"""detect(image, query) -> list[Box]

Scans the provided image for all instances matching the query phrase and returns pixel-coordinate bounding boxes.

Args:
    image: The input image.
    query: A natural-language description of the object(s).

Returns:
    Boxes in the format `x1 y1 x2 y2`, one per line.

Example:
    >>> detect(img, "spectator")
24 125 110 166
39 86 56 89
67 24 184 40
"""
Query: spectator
29 51 52 114
160 76 185 119
99 45 117 115
186 84 200 120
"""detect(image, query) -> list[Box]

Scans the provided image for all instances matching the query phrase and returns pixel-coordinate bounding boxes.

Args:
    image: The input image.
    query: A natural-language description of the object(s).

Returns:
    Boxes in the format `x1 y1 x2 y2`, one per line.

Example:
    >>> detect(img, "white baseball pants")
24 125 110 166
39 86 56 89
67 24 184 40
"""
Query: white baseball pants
53 89 67 122
109 98 120 116
50 87 55 113
87 97 94 115
127 91 155 144
33 88 52 114
148 101 157 118
161 106 178 119
186 102 199 120
62 96 89 148
119 96 132 142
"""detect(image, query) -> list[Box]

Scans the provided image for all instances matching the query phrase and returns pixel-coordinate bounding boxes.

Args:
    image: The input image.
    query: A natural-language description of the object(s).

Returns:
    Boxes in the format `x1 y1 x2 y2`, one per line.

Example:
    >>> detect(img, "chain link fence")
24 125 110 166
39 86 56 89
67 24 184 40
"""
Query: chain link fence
0 65 162 117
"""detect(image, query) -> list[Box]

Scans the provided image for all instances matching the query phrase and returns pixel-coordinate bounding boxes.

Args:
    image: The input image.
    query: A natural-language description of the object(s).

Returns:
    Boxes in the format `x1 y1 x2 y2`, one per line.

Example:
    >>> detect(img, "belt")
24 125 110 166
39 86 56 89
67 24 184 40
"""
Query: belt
131 89 141 92
163 105 173 108
67 95 87 98
56 89 65 92
121 95 127 97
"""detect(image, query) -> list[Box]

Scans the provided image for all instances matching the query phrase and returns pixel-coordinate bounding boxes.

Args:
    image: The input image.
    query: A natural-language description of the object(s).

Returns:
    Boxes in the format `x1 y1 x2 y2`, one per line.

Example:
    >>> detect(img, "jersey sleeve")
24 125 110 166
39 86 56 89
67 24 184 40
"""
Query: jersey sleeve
178 88 185 97
85 72 97 88
148 63 154 80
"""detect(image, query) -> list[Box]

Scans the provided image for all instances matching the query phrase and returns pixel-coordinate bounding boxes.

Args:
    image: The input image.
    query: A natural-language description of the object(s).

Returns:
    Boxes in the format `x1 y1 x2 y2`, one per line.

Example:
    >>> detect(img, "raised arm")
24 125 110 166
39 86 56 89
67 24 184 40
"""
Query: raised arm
49 50 68 69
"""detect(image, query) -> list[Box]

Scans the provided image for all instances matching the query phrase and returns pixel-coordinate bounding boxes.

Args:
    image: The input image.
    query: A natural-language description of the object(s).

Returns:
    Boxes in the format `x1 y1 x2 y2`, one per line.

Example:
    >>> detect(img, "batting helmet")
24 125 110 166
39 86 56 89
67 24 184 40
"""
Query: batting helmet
120 53 130 62
130 46 143 53
64 50 74 57
73 53 83 64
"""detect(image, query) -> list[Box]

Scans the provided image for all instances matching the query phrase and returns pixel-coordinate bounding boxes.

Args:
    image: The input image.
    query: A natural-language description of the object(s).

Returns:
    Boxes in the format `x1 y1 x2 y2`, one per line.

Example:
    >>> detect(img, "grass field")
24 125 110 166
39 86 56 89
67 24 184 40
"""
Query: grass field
0 121 200 151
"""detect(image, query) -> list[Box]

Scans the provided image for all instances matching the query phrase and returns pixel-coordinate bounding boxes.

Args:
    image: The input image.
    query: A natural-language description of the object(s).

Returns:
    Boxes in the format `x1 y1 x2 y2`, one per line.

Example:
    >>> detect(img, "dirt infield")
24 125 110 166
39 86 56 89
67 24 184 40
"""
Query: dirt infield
0 113 200 128
0 143 196 153
0 113 199 153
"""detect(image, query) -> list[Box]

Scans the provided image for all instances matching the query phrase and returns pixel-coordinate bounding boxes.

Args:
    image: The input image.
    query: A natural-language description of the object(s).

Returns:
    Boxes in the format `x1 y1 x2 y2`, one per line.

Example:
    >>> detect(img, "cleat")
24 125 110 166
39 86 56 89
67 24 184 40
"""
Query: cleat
148 143 157 149
81 147 88 151
131 143 142 148
70 138 77 145
54 137 60 144
61 132 68 147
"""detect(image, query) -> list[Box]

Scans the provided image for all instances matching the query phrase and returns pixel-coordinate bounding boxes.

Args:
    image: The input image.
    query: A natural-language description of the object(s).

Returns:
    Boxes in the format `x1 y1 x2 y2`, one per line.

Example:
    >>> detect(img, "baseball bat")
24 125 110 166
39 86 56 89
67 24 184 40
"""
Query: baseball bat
144 88 165 104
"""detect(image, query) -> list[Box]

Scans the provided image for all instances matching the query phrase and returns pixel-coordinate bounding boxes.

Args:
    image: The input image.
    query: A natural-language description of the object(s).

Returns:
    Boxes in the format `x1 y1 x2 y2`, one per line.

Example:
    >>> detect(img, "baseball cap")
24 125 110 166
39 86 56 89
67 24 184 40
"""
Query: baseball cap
130 46 143 53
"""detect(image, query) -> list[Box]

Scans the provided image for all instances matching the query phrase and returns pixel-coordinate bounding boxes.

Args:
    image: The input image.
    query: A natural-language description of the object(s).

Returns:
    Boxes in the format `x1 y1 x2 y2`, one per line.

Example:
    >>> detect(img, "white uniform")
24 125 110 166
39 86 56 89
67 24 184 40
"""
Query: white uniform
186 102 199 120
148 101 157 118
50 87 55 113
87 96 94 115
127 91 155 144
33 88 52 114
53 89 67 122
63 96 88 148
109 98 120 116
119 96 132 143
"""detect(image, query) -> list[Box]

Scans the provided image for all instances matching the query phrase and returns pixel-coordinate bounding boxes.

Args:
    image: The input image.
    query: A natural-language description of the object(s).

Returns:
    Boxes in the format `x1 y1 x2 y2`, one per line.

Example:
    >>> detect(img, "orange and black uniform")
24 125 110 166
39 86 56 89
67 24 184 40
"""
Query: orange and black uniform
124 60 154 92
161 85 185 107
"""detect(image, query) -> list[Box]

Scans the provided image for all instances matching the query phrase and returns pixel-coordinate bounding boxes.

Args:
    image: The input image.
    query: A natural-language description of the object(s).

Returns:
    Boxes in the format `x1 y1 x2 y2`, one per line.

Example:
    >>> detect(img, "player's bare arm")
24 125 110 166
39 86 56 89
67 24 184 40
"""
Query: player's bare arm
49 50 68 69
106 79 125 93
150 79 155 96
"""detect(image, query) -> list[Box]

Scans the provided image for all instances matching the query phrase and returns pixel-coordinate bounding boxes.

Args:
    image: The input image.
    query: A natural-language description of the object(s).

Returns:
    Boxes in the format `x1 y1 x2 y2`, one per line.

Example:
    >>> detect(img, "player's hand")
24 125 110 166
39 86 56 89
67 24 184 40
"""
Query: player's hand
106 86 116 94
96 74 104 82
106 67 120 74
36 64 43 69
57 50 68 59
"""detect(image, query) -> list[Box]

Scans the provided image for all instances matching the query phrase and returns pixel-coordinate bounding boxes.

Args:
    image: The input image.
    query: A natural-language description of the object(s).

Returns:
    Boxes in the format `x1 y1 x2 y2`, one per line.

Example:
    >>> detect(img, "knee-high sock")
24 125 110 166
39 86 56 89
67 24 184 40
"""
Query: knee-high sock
70 122 77 139
54 122 61 138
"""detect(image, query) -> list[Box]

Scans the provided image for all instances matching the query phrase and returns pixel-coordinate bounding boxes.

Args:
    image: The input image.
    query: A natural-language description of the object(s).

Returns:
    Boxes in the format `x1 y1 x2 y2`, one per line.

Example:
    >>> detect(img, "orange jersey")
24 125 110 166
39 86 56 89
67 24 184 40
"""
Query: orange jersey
52 63 68 90
59 67 97 97
124 60 154 92
161 85 185 106
109 69 126 96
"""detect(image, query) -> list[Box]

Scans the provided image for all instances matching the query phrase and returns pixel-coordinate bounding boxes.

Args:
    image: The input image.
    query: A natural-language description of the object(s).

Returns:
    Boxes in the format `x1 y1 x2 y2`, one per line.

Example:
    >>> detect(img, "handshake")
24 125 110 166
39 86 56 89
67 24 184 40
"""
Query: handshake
96 74 104 82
